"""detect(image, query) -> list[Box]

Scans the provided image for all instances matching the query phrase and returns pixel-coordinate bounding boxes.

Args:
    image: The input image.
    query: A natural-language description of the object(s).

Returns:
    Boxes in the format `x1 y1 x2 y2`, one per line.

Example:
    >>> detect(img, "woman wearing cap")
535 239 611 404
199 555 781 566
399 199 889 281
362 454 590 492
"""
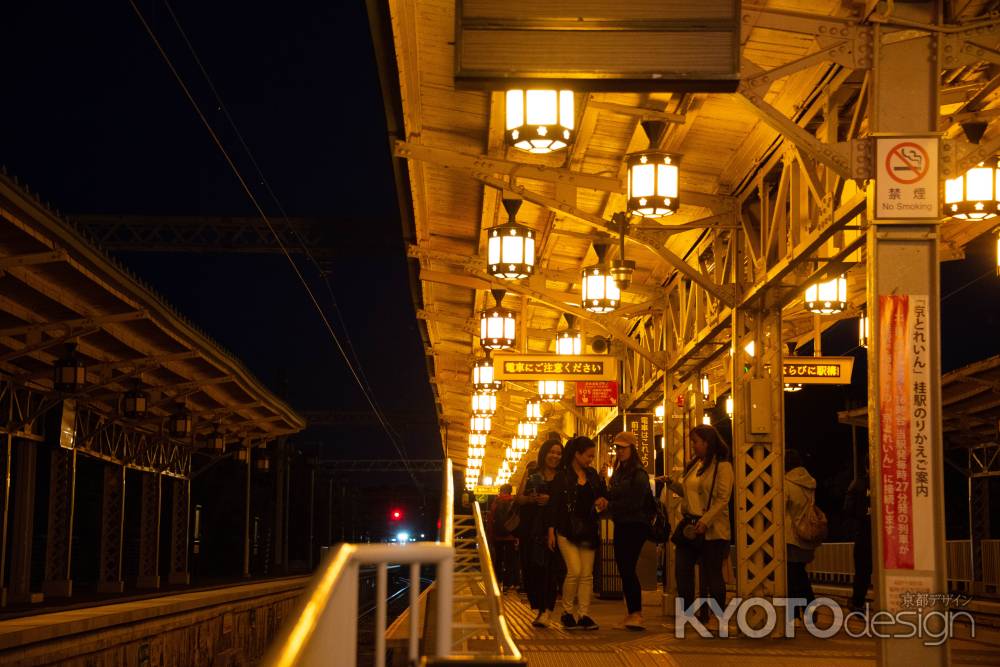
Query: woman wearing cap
606 431 655 630
659 424 733 616
546 436 607 630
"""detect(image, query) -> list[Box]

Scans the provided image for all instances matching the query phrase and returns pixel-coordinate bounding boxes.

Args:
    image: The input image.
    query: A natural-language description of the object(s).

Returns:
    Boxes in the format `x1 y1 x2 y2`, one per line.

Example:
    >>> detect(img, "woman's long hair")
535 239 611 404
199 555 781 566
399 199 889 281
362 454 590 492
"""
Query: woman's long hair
685 424 731 475
560 435 596 471
535 438 562 472
612 442 642 481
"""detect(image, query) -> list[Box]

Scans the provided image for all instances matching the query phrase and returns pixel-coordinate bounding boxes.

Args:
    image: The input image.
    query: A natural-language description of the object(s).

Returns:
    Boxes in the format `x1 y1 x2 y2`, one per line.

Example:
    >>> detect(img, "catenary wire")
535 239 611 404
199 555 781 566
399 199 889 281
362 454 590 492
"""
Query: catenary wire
126 0 420 489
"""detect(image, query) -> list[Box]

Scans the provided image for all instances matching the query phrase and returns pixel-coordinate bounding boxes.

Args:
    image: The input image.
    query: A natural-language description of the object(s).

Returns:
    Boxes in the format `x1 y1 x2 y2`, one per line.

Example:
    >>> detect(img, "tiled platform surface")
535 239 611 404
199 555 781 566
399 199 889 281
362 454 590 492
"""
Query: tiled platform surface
500 591 1000 666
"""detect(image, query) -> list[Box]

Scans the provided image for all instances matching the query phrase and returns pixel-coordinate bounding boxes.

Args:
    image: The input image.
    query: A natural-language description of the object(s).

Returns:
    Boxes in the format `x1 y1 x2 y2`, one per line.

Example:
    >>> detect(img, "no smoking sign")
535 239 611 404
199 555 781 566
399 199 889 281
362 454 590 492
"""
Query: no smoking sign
875 136 938 219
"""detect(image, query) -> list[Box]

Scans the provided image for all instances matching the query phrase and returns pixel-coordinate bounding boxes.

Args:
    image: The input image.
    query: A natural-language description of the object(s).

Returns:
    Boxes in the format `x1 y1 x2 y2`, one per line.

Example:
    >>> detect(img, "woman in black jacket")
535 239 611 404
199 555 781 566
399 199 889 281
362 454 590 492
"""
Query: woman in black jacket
607 431 654 630
546 436 607 630
520 436 563 627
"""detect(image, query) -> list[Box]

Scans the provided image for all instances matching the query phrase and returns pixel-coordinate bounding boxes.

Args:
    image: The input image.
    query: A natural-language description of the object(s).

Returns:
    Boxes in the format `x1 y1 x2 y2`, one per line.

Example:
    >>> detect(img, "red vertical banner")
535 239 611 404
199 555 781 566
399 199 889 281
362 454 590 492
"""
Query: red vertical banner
878 295 914 570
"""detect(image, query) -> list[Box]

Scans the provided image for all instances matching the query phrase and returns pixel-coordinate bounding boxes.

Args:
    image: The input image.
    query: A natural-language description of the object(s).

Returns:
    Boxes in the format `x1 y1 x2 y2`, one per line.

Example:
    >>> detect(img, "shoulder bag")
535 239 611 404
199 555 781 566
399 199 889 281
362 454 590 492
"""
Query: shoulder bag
670 461 719 550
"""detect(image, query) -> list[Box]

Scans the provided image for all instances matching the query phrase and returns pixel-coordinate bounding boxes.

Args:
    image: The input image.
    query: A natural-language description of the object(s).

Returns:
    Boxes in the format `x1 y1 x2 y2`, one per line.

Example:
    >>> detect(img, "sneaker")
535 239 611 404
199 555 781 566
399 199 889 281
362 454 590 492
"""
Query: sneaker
560 612 578 629
623 613 645 631
533 610 551 627
577 615 599 630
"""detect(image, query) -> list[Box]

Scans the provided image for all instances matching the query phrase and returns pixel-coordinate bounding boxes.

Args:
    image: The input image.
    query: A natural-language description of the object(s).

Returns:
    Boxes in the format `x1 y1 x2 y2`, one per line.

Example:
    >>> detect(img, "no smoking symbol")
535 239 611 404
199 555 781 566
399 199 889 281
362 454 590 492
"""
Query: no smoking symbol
885 142 929 185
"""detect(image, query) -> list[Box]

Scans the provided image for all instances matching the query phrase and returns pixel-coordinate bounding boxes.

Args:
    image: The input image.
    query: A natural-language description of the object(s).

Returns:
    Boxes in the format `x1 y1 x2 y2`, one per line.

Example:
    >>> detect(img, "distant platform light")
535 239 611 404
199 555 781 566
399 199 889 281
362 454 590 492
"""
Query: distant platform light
472 356 502 393
581 243 620 313
701 414 712 426
538 380 565 403
525 398 544 424
505 89 574 154
54 342 86 392
626 121 680 218
471 390 497 417
470 415 491 435
654 404 664 424
725 395 734 417
480 288 516 351
784 383 803 393
859 308 870 348
487 198 535 280
944 158 1000 220
700 374 710 401
804 275 847 315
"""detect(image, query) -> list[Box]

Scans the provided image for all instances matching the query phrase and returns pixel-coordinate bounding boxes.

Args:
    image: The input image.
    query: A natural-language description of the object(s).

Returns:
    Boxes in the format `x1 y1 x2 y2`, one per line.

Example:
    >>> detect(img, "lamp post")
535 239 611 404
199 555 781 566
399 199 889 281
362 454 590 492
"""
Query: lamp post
626 121 680 218
480 288 516 350
505 89 574 154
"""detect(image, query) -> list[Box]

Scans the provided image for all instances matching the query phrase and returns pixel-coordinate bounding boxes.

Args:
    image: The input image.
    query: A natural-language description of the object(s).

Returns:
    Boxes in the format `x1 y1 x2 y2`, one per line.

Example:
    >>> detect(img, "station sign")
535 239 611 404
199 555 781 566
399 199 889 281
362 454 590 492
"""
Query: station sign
874 136 939 219
782 356 854 384
474 485 500 496
623 412 655 473
575 381 619 407
493 354 617 381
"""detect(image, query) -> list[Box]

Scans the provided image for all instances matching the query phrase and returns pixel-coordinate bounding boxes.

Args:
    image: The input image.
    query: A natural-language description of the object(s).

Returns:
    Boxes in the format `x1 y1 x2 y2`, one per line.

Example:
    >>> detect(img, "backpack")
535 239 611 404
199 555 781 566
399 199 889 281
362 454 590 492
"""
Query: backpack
794 499 828 544
492 499 519 536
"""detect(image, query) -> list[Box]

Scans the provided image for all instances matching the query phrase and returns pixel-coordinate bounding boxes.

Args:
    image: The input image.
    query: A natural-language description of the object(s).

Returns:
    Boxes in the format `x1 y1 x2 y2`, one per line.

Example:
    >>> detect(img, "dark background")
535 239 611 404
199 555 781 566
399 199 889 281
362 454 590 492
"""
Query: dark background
2 1 998 581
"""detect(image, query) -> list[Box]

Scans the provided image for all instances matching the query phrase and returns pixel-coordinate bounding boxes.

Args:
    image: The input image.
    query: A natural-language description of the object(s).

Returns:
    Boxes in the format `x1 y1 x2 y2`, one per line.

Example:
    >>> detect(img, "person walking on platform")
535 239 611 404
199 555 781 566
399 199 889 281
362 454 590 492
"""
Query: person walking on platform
660 425 733 618
547 436 607 631
784 450 824 616
606 431 655 631
514 459 539 596
487 484 519 592
844 470 872 611
521 435 563 627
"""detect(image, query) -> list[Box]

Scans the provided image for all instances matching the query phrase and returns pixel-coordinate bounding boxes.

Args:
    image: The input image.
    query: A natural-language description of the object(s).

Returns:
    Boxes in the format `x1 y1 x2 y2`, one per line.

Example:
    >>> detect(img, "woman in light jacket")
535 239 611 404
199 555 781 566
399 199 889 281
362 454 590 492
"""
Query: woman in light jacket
660 424 733 613
785 449 819 612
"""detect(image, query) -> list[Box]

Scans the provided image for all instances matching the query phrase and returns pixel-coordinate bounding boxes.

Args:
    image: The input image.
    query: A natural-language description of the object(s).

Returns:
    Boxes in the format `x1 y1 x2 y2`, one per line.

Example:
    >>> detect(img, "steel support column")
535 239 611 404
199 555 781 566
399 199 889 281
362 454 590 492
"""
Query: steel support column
42 447 76 597
167 477 190 585
136 473 161 589
0 434 11 606
243 440 252 579
732 298 787 624
867 8 949 665
968 466 990 593
9 439 40 604
97 464 125 593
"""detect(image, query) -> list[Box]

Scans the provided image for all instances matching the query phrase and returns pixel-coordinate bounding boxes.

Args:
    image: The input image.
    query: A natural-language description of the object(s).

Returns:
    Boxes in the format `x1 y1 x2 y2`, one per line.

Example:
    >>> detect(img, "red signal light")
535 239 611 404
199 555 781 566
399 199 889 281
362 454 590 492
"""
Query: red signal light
391 509 403 521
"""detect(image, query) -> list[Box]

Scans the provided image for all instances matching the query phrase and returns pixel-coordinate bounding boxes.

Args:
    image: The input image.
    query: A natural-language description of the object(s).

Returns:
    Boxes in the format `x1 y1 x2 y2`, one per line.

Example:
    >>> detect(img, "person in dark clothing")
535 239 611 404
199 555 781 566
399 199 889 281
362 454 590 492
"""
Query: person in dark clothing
784 450 820 615
844 472 872 611
607 431 654 631
520 436 563 627
546 436 607 630
488 484 518 591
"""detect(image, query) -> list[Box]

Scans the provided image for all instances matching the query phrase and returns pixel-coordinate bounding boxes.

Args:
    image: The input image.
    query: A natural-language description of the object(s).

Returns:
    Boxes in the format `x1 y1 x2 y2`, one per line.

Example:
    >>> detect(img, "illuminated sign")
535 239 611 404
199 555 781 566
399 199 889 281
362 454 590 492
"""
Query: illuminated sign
781 357 854 384
493 354 617 381
576 381 618 407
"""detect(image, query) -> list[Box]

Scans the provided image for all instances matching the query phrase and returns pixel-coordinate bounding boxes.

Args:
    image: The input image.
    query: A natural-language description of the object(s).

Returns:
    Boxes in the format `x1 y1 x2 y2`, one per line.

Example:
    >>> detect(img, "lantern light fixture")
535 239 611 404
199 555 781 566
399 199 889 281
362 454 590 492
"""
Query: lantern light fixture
626 121 680 218
208 429 226 452
581 242 620 313
701 414 712 426
122 382 148 418
610 212 636 291
513 436 530 453
525 398 544 424
468 440 486 460
725 395 734 417
470 415 491 435
555 314 582 355
480 288 516 350
654 404 664 424
784 383 803 393
472 356 503 393
700 374 710 401
944 157 1000 220
995 229 1000 277
517 421 538 439
234 445 249 464
505 89 574 154
483 475 494 487
255 450 272 472
471 391 497 417
538 380 565 403
804 274 848 315
169 407 193 439
487 198 536 279
53 342 86 392
859 307 870 348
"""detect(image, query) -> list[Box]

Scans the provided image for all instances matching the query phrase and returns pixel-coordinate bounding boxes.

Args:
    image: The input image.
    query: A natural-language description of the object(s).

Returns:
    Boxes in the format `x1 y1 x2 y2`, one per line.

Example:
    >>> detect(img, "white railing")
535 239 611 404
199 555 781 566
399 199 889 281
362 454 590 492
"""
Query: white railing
467 501 522 659
265 460 455 667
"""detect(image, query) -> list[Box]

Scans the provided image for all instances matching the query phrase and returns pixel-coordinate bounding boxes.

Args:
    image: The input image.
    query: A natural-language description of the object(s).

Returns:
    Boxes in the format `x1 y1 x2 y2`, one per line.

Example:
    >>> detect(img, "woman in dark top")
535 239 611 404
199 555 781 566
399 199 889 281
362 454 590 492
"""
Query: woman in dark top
519 436 563 627
546 436 607 631
607 431 654 630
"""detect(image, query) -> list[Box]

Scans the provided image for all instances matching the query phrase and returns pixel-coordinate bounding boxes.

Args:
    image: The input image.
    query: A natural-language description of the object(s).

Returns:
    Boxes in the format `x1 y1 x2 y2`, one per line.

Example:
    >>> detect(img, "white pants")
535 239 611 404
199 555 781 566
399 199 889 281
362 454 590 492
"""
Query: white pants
557 535 595 616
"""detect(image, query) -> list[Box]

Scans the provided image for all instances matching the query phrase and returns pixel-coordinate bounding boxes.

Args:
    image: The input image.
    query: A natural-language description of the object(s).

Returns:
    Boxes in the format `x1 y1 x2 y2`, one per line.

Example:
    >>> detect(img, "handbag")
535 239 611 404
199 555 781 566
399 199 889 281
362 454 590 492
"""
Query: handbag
669 461 719 550
649 502 670 544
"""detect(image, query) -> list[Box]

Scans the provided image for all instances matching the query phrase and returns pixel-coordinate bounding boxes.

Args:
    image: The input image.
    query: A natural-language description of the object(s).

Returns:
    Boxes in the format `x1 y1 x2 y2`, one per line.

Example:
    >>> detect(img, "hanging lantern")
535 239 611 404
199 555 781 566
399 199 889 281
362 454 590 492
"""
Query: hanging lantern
487 198 536 279
654 404 664 424
859 308 870 348
234 446 249 463
725 395 734 417
784 383 803 393
472 356 503 393
701 414 712 426
471 391 497 417
255 450 271 472
996 229 1000 277
538 380 565 403
555 314 582 355
122 384 148 418
525 398 543 424
480 288 516 350
517 421 538 439
581 243 620 313
944 158 1000 220
513 436 530 453
469 432 487 448
505 89 574 154
169 408 193 439
209 429 226 452
53 342 86 392
804 274 848 315
470 415 491 435
700 375 710 401
467 456 483 470
626 121 680 218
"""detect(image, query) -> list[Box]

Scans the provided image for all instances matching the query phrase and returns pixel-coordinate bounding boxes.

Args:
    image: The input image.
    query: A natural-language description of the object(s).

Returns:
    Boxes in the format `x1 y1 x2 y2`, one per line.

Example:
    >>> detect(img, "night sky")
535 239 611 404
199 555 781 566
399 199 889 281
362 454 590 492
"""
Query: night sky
3 2 999 547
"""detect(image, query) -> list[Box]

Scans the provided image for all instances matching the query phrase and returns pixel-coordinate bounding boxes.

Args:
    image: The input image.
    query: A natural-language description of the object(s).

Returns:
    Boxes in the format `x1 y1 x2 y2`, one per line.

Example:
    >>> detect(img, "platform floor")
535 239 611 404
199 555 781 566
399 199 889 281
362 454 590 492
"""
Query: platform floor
500 591 1000 666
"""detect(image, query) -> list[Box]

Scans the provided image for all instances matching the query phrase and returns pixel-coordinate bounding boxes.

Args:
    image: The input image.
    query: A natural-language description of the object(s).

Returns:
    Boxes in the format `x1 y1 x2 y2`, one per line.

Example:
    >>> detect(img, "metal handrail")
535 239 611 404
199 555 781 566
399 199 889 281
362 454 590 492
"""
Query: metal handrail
469 502 523 660
265 459 455 666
